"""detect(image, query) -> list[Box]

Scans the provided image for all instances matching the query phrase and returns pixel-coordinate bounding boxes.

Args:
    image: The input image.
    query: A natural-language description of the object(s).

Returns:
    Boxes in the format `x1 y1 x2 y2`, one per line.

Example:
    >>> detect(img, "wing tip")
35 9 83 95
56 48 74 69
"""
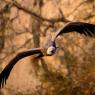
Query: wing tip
0 73 7 89
0 68 10 89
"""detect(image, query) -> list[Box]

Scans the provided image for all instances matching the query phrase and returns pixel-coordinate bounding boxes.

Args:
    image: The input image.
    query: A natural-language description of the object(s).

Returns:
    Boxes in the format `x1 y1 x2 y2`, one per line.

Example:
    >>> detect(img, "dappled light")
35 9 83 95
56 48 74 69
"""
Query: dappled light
0 0 95 95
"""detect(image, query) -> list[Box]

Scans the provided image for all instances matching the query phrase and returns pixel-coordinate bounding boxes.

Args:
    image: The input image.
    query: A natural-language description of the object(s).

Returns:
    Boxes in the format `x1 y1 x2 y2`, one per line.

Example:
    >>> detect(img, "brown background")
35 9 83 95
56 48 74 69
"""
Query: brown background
0 0 95 95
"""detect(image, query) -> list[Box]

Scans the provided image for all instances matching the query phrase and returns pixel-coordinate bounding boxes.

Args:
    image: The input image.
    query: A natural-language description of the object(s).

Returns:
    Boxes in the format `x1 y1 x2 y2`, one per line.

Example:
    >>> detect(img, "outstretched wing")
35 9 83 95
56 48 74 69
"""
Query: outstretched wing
52 22 95 41
0 48 43 88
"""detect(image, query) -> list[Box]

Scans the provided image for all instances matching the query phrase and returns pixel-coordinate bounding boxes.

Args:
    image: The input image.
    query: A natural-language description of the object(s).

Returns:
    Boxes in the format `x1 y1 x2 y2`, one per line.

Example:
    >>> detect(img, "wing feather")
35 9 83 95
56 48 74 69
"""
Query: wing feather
0 48 42 88
52 22 95 41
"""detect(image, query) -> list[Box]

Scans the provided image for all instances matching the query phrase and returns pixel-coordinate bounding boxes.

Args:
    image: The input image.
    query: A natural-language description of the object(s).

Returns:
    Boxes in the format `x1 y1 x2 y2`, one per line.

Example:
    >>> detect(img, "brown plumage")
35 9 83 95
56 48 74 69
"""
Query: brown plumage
52 22 95 42
0 21 95 88
0 48 43 88
0 40 56 88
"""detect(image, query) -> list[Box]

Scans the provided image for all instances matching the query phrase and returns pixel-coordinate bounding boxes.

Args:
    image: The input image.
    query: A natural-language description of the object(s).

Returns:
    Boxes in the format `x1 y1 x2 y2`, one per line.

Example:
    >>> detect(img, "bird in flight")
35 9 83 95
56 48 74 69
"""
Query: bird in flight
0 21 95 88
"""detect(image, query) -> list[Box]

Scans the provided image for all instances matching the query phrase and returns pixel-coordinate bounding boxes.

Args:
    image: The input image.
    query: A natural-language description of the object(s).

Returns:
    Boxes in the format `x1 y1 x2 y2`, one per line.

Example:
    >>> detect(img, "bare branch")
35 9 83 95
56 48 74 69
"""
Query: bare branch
67 0 89 17
3 0 69 24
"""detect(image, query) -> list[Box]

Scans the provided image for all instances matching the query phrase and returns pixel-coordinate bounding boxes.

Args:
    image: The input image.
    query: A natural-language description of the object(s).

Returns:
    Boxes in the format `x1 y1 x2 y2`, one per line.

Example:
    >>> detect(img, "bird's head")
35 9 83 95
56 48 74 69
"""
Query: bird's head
46 46 56 56
43 38 56 56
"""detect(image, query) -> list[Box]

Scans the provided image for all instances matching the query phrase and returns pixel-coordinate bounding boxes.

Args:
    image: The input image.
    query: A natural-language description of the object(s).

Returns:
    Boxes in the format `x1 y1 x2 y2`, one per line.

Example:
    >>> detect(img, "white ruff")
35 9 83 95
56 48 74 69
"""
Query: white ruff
47 46 55 55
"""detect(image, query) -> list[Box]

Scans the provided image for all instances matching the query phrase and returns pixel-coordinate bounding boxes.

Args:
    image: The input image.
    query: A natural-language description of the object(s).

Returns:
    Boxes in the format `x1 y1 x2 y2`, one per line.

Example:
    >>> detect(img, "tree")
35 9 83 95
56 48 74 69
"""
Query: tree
0 0 95 95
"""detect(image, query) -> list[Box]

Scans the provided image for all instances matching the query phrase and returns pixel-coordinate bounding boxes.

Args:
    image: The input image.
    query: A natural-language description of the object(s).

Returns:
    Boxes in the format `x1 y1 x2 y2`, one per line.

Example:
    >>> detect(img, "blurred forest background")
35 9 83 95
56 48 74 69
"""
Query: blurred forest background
0 0 95 95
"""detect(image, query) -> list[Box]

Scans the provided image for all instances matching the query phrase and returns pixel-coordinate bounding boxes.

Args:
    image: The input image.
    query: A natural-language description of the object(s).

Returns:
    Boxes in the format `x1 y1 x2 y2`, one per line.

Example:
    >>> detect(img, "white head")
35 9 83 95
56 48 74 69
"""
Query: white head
46 46 56 56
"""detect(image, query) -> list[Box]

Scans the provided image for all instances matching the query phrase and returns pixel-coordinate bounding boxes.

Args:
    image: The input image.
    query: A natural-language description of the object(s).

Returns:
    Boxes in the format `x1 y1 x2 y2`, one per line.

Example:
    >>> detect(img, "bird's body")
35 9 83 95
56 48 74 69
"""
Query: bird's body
0 21 95 88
